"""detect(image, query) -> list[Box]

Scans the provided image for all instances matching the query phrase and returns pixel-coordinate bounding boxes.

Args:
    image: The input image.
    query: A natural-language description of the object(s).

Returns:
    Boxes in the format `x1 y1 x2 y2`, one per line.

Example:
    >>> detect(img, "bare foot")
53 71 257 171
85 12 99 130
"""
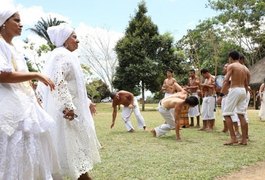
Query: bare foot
150 129 156 137
221 129 228 133
195 125 200 128
224 140 238 146
128 129 135 133
198 128 206 131
176 137 181 141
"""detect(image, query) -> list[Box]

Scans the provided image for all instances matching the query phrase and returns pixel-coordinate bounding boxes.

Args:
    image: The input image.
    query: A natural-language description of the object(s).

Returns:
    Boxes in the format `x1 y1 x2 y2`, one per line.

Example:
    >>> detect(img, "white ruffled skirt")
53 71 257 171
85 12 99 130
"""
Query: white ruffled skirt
0 102 59 180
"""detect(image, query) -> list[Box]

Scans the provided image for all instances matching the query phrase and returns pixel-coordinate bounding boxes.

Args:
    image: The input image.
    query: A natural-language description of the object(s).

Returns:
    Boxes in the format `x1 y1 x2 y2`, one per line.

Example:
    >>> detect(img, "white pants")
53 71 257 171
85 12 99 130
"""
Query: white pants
223 88 246 116
121 98 146 131
221 95 239 123
154 104 175 137
188 93 200 117
201 96 215 120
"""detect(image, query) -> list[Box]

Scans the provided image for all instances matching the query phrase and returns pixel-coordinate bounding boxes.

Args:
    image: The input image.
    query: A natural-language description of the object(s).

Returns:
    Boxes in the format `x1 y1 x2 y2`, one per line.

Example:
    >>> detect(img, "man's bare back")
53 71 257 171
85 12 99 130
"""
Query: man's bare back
112 90 134 107
226 62 250 88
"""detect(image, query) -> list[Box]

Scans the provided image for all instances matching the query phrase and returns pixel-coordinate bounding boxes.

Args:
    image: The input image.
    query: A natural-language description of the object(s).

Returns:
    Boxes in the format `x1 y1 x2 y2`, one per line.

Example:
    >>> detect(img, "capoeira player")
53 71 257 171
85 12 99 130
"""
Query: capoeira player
186 69 200 127
220 51 250 145
200 68 216 131
217 63 241 137
151 87 199 141
110 90 146 132
161 69 177 97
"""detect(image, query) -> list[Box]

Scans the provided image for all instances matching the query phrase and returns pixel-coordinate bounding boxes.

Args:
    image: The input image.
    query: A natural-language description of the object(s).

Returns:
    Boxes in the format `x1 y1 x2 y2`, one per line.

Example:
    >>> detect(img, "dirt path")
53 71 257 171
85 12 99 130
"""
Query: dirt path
215 160 265 180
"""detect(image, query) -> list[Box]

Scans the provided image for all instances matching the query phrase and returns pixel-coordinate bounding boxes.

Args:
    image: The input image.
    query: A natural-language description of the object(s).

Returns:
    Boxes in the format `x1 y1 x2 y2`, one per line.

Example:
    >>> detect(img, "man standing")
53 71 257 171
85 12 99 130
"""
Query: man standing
220 51 250 145
186 69 200 127
151 88 199 141
161 69 177 97
200 68 216 131
110 90 146 132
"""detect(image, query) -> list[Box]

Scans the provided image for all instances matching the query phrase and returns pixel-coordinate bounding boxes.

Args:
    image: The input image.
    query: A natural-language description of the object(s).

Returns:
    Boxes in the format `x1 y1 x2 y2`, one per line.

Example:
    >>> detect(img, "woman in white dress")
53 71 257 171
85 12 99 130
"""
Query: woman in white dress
258 78 265 120
0 5 59 180
37 24 101 180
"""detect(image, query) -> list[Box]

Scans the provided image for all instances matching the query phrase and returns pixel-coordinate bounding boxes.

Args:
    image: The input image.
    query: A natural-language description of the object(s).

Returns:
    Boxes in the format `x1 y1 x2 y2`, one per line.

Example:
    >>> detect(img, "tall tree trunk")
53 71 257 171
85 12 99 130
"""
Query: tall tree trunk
141 82 145 111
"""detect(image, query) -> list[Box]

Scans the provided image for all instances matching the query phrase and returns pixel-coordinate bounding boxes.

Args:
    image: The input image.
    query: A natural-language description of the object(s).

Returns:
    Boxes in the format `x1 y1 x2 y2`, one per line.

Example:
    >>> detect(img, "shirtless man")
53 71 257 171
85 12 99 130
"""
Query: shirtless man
110 90 146 132
200 68 216 131
151 88 199 141
220 51 250 145
217 63 240 136
161 69 177 97
186 69 200 127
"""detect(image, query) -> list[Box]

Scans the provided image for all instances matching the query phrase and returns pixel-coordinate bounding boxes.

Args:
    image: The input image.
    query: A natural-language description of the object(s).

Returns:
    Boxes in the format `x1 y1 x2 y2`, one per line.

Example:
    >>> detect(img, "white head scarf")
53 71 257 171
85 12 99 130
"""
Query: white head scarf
0 5 17 27
47 23 74 48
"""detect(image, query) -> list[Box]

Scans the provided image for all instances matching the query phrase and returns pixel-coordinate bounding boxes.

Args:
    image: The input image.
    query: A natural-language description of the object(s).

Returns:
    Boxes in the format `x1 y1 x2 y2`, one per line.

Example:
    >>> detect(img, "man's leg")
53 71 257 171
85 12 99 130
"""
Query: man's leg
133 105 146 130
196 116 200 127
189 117 194 127
222 120 228 133
122 107 134 132
224 115 238 145
238 114 247 145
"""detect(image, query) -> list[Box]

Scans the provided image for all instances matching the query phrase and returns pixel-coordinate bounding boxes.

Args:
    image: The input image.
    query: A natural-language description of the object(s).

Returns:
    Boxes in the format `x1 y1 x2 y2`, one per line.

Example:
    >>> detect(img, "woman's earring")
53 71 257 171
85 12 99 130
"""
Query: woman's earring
2 24 6 30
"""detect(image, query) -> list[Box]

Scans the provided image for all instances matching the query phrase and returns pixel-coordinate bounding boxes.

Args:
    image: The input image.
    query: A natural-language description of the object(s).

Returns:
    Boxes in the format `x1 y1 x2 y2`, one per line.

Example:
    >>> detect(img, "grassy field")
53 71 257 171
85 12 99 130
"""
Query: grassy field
90 103 265 180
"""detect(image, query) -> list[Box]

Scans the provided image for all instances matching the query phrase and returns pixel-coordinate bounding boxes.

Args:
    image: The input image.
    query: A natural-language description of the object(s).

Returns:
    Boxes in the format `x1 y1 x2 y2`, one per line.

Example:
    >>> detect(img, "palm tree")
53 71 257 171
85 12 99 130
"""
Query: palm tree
28 17 65 50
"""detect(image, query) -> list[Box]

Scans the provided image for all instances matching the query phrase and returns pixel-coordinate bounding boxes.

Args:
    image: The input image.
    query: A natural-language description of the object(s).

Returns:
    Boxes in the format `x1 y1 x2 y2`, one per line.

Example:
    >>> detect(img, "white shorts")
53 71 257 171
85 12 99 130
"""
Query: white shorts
221 95 239 123
188 93 200 117
201 96 215 120
223 87 247 116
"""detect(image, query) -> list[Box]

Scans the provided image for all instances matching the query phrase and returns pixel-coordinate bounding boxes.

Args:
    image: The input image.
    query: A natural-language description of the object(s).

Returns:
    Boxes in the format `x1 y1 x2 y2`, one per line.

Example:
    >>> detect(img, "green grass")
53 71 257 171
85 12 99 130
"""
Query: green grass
90 103 265 180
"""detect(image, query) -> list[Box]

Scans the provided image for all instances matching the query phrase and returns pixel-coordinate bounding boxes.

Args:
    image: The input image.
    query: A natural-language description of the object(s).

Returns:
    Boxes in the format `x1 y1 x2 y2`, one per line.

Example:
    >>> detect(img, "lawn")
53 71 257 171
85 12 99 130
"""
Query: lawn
90 103 265 180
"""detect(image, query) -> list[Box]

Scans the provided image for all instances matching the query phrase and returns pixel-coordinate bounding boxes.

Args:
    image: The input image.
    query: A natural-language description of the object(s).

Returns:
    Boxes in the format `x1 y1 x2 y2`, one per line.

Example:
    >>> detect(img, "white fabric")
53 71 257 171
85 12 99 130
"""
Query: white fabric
0 38 59 179
259 90 265 120
36 47 101 179
221 95 239 123
154 103 175 137
201 96 215 120
223 87 247 116
121 98 146 131
188 93 200 117
0 5 17 26
47 24 73 47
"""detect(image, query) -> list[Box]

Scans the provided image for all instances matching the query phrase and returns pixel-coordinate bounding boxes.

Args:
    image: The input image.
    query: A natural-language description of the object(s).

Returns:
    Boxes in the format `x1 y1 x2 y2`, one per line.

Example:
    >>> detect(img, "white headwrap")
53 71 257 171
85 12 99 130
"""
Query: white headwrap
0 5 17 27
47 23 74 47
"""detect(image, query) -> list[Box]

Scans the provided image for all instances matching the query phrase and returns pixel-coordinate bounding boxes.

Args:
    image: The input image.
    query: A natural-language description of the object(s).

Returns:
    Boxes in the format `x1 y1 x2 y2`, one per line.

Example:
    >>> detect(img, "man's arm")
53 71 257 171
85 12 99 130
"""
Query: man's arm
221 65 232 94
174 104 182 141
111 103 118 128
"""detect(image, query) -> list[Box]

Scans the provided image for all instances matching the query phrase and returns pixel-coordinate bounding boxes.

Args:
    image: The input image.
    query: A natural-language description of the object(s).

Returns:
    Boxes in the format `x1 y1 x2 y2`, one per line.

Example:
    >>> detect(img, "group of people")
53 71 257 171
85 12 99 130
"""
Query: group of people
0 5 100 180
0 3 253 180
109 52 251 146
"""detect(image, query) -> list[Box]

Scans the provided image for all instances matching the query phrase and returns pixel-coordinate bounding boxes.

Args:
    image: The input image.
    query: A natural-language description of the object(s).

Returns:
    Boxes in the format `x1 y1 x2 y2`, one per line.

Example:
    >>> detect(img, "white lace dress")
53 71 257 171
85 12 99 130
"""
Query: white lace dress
37 47 101 179
0 38 59 180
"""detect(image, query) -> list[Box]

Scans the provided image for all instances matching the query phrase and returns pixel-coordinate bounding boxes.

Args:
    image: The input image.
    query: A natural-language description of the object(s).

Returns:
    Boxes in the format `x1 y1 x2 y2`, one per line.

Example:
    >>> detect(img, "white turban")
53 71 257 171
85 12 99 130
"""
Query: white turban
47 23 74 47
0 5 17 27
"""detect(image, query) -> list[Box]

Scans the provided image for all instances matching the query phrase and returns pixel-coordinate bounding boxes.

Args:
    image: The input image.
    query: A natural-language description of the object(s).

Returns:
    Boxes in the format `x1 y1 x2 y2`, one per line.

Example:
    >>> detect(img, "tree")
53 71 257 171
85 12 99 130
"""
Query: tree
208 0 265 64
176 19 244 76
79 28 121 91
86 79 110 103
113 1 183 110
28 17 65 50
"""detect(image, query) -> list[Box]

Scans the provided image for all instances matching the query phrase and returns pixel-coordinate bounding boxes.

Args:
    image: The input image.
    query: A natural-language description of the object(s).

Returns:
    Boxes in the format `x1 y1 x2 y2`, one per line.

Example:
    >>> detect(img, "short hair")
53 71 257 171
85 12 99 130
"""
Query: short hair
189 69 195 73
185 96 199 107
228 51 240 60
109 92 117 99
167 69 173 73
200 68 209 74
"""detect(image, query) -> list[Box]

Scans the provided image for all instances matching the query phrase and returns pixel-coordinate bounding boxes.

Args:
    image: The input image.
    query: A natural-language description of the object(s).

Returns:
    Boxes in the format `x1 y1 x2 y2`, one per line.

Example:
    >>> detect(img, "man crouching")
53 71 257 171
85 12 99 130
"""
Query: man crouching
151 87 199 141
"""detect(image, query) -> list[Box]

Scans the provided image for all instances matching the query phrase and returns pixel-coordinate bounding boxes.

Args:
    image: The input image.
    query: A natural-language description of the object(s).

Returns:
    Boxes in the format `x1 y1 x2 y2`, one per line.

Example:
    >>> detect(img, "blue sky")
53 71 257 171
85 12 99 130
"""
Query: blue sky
13 0 219 41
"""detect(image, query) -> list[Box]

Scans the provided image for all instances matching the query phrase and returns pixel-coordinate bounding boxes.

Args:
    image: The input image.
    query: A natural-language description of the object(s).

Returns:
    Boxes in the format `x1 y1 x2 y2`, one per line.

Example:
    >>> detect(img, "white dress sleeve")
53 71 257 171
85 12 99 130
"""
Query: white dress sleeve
52 60 76 111
0 40 12 74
